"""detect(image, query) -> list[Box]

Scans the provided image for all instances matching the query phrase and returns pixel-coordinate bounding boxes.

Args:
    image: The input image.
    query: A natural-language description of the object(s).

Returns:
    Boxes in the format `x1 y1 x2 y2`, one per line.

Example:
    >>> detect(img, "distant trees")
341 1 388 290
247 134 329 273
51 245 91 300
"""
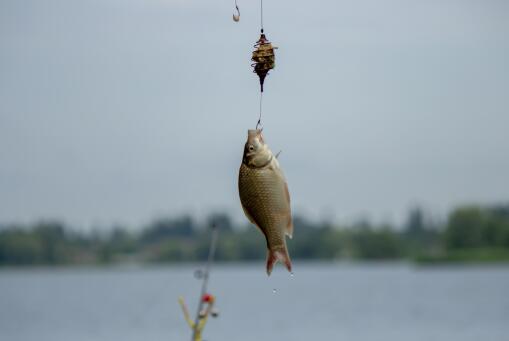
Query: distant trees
1 204 509 266
445 206 509 249
348 227 404 259
0 221 75 265
140 215 195 243
206 213 233 232
0 228 42 265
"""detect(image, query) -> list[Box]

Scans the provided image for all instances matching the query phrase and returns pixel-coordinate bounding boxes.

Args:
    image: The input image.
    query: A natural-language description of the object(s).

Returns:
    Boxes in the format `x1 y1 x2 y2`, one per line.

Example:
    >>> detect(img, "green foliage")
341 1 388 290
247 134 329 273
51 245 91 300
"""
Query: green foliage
0 221 75 265
207 213 233 233
1 204 509 266
152 239 197 262
0 229 43 265
141 215 195 244
416 248 509 263
445 206 509 249
348 227 404 259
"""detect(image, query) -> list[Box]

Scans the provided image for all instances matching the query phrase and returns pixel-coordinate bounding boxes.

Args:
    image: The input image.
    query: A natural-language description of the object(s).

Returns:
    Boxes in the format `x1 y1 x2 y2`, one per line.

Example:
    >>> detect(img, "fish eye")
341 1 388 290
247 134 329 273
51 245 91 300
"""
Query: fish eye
248 145 255 151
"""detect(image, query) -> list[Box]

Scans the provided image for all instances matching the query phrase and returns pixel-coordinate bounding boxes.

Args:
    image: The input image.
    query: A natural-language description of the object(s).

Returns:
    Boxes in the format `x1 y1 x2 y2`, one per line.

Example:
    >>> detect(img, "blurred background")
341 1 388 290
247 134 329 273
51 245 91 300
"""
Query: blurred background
1 0 508 340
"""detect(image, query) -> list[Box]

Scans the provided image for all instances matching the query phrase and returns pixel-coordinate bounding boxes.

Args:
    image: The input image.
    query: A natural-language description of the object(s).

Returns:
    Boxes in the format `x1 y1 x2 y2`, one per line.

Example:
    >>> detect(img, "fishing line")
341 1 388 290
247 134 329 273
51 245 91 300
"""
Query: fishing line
260 0 264 32
256 91 263 130
256 0 264 130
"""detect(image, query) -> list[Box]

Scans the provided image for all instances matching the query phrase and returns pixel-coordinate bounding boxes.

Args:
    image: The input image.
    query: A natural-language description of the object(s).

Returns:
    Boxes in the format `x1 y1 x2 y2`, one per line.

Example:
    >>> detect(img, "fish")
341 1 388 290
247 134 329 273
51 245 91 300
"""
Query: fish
238 129 293 275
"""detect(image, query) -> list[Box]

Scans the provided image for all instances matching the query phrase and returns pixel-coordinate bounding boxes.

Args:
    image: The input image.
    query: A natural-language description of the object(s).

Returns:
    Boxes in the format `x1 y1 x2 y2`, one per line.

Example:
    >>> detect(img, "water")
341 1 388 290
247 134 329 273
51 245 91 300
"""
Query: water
1 263 508 341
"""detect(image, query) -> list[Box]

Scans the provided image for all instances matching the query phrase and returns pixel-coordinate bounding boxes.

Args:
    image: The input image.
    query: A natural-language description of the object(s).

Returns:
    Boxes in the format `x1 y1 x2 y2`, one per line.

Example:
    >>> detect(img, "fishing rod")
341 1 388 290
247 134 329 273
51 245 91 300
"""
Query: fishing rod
191 223 219 341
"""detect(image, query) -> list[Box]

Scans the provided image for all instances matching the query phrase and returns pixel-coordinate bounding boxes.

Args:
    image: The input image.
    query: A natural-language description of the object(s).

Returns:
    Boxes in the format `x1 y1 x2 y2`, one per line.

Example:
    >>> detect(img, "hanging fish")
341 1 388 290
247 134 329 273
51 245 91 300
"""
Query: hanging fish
238 129 293 275
251 32 278 92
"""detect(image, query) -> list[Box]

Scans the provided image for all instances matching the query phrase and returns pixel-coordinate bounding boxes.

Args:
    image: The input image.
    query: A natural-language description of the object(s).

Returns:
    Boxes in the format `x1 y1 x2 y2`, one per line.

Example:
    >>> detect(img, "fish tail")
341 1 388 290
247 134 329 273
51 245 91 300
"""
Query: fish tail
266 248 292 276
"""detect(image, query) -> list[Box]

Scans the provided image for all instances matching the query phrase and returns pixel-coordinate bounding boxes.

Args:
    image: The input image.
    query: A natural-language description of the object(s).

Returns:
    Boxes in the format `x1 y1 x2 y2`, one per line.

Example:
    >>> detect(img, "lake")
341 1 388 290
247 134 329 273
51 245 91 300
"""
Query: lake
1 262 508 341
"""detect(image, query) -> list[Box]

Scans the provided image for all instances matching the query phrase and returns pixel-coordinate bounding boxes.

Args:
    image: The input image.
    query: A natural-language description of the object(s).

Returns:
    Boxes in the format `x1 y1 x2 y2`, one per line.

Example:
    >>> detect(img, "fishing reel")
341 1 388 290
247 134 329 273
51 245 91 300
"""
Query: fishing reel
198 308 220 318
211 308 220 318
251 32 277 92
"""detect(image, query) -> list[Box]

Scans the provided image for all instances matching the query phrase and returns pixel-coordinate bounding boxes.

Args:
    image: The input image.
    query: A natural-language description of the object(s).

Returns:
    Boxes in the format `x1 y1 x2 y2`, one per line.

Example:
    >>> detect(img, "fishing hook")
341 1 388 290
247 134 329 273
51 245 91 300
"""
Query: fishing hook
233 0 240 22
256 119 263 131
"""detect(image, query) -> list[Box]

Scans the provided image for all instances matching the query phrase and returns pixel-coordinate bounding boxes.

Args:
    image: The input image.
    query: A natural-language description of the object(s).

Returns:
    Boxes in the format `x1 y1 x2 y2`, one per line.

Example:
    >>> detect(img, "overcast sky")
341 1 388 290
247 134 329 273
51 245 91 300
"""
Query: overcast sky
1 0 508 228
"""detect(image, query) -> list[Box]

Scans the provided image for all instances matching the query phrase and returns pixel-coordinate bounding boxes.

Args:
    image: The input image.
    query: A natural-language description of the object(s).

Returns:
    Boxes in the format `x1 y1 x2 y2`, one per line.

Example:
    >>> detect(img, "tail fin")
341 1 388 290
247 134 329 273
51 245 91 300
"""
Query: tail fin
266 248 292 276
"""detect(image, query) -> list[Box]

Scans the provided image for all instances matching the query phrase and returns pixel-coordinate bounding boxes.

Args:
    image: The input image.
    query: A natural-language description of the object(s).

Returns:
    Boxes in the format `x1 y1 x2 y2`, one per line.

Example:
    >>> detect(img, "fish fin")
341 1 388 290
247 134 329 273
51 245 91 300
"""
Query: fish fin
266 248 292 276
241 204 257 226
286 218 294 239
283 182 293 239
284 181 291 204
241 204 266 236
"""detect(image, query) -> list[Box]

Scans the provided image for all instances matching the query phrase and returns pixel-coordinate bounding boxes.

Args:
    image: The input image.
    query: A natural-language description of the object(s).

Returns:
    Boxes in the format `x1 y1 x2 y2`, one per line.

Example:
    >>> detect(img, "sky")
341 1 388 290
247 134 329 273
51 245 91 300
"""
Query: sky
1 0 508 229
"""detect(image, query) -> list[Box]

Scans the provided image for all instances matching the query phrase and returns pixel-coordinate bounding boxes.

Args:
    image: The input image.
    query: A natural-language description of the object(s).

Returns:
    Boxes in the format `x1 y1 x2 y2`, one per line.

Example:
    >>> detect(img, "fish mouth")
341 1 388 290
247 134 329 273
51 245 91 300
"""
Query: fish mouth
247 129 264 144
243 129 271 168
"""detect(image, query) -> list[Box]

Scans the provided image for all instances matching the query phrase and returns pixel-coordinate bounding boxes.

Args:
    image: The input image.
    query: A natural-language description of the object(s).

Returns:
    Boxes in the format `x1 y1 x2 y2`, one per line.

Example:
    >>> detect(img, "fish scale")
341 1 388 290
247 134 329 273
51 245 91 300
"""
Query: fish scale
239 163 286 249
238 129 293 275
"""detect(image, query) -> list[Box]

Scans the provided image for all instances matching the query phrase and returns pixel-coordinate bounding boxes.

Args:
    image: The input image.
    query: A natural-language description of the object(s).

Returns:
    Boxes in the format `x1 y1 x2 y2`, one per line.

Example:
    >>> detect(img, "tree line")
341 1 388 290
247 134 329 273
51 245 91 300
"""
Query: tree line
1 205 509 266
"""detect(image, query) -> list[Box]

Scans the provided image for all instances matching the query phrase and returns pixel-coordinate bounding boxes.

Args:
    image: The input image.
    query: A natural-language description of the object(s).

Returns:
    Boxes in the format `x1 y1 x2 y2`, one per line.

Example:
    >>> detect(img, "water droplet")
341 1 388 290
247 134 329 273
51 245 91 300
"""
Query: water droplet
272 288 277 294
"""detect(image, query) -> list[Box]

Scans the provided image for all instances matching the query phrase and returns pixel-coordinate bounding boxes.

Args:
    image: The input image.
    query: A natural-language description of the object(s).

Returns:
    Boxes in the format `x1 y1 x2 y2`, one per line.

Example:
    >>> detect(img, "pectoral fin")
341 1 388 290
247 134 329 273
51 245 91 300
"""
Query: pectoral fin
241 203 267 237
241 204 256 225
284 182 293 239
285 218 293 239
